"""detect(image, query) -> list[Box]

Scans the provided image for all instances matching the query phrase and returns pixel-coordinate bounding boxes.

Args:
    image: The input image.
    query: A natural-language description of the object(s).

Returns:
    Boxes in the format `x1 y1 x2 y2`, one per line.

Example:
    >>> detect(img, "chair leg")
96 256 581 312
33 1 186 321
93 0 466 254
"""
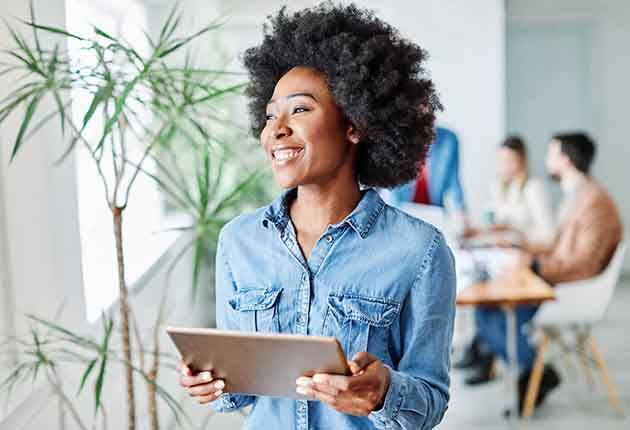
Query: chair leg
577 333 595 388
522 333 551 418
589 335 625 417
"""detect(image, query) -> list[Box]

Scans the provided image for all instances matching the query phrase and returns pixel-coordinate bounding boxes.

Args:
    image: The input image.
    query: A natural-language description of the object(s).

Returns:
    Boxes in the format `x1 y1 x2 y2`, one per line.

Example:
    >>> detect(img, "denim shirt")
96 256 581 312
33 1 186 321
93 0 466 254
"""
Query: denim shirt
212 188 456 430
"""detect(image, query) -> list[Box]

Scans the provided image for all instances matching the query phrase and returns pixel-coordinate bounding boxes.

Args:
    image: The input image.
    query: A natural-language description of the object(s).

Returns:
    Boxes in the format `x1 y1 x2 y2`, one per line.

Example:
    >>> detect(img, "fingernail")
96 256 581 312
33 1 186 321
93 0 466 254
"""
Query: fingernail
216 390 223 396
296 377 312 387
296 387 308 395
200 371 212 381
215 380 225 390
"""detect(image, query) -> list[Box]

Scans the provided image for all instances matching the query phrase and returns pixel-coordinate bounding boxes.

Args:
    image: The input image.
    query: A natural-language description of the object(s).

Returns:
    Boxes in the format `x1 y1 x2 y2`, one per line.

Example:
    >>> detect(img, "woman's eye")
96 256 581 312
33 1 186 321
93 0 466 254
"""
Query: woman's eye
292 106 309 114
265 113 275 121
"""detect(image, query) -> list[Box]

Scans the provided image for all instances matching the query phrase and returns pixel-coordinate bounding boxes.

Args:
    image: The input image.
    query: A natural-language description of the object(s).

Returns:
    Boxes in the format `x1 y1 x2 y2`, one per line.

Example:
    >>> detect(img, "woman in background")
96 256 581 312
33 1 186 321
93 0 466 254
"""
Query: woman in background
458 136 555 387
466 136 554 248
490 136 554 247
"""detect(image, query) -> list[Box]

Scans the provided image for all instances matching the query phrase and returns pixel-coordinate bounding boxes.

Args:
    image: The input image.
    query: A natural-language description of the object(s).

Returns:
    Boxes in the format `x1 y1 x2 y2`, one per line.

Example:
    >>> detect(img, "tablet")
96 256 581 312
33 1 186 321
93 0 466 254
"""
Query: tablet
166 327 351 399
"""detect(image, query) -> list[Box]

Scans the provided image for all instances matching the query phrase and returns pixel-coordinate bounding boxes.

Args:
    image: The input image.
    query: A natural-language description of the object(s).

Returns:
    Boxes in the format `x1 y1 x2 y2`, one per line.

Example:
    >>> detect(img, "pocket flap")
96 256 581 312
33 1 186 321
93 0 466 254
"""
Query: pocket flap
328 294 400 327
229 287 283 311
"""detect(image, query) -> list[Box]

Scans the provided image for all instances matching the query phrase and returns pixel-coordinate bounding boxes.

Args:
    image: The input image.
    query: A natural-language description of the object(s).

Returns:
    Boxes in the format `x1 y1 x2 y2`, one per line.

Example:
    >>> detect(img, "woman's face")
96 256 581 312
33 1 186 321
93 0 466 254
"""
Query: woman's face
498 147 525 183
260 66 358 189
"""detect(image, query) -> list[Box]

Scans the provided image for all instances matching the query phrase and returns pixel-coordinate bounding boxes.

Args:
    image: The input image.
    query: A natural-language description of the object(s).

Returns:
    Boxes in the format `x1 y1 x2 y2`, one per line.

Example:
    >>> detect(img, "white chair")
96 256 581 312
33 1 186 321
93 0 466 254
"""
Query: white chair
522 242 626 418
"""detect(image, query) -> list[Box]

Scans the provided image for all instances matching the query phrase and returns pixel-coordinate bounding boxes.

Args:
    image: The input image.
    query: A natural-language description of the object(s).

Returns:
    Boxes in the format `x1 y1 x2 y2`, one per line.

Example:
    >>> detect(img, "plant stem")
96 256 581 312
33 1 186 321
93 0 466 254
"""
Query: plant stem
112 206 136 430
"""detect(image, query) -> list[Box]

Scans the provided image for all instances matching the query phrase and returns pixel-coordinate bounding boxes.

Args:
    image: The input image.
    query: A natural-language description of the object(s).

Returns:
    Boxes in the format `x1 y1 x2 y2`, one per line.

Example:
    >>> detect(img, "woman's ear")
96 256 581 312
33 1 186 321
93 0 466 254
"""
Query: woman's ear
346 123 360 145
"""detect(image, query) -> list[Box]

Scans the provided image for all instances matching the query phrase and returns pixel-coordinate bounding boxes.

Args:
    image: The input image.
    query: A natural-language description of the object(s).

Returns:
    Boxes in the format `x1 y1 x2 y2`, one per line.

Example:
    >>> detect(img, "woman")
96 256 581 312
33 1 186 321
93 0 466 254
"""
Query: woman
179 4 456 430
459 136 555 387
488 136 554 247
465 136 554 248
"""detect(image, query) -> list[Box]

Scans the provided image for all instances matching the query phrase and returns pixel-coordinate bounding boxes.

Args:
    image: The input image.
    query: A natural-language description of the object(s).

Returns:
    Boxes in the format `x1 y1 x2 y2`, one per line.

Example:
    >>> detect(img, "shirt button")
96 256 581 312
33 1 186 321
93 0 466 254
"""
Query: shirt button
326 235 334 244
298 314 307 325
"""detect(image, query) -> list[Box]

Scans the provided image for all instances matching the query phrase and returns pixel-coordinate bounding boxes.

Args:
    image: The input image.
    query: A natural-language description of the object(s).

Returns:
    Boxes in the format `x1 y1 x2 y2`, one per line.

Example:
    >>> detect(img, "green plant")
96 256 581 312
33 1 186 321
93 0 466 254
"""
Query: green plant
0 3 266 429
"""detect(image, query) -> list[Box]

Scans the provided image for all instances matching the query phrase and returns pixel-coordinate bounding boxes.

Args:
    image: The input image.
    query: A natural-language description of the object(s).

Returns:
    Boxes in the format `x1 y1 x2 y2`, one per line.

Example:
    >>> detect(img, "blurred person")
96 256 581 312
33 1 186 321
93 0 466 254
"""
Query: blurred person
456 136 554 376
473 132 623 415
468 135 555 247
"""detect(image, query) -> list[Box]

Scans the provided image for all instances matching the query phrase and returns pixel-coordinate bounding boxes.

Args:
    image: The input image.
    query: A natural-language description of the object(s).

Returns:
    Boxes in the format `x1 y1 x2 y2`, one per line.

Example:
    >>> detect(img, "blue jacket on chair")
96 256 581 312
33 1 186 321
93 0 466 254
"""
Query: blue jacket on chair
390 127 466 211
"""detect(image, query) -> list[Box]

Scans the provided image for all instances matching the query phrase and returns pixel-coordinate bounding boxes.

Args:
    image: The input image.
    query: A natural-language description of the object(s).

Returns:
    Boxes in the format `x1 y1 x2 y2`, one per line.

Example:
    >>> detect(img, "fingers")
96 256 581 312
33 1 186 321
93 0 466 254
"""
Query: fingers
297 383 372 416
349 352 378 374
180 370 214 387
311 373 356 391
196 389 224 404
178 362 191 376
296 377 339 397
187 380 225 397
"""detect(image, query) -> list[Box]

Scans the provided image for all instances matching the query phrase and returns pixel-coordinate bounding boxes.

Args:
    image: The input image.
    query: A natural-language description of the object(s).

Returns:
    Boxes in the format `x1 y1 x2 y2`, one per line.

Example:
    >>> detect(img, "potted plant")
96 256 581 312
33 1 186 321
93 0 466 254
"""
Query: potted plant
0 4 269 429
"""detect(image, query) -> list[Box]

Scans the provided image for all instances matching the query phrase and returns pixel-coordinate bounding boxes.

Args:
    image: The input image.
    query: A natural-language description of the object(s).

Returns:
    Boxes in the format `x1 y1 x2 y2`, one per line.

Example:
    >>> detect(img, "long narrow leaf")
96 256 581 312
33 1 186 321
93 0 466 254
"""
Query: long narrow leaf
81 84 110 131
93 316 113 414
29 2 43 63
51 87 66 135
11 92 42 162
20 20 85 41
96 76 138 151
212 170 265 216
26 315 99 349
158 2 181 43
92 25 116 42
191 82 247 105
77 358 97 395
192 240 203 297
157 21 223 59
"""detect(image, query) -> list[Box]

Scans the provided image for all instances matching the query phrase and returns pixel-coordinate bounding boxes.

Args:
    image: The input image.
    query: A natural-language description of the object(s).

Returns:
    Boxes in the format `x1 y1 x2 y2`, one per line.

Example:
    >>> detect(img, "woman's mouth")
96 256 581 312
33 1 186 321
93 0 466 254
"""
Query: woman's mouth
272 147 304 164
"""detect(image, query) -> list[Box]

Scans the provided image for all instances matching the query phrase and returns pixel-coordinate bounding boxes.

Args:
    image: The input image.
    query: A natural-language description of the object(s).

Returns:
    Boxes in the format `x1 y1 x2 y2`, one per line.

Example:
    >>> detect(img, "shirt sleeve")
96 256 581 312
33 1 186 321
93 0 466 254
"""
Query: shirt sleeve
368 231 456 429
211 227 256 412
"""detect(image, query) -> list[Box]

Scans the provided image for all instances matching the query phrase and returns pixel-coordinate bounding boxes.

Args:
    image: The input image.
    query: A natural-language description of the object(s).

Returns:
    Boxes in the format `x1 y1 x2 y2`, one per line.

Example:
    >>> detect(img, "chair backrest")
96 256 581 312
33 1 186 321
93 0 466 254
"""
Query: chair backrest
535 242 626 327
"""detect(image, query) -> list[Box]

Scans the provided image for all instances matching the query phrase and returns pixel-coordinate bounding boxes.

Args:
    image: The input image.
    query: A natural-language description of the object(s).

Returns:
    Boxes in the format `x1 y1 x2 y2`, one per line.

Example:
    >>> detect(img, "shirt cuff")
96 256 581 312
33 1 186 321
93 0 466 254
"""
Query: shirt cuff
212 393 238 412
368 366 406 427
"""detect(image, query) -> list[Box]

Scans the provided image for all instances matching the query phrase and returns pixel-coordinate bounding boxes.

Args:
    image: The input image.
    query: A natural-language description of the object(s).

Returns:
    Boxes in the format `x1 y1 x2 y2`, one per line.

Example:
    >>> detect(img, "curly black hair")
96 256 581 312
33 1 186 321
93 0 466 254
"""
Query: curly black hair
242 2 441 188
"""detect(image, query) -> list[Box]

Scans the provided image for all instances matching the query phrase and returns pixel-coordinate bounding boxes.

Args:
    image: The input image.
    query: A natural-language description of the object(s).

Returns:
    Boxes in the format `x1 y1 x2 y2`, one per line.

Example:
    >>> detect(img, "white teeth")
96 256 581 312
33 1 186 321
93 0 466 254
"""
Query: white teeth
273 148 302 161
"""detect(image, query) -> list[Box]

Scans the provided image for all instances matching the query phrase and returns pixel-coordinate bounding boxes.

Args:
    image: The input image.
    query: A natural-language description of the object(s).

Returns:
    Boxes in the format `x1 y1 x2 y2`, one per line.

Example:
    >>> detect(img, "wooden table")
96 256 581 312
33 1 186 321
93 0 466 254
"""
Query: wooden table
456 269 555 423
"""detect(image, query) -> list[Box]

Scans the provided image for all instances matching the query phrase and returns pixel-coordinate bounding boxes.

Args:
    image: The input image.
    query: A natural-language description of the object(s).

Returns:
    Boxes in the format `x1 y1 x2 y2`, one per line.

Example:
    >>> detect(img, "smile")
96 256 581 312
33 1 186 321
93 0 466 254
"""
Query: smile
272 148 304 163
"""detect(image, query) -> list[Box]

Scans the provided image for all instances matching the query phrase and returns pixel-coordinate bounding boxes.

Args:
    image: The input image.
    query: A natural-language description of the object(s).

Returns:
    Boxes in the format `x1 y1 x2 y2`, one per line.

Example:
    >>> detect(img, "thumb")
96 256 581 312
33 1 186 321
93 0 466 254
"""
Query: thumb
349 352 377 374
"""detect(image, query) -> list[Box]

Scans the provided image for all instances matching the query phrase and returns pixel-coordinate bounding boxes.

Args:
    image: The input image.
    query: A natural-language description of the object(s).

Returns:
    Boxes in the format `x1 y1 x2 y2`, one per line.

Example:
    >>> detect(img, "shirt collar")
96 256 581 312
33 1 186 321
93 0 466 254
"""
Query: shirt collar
261 188 385 239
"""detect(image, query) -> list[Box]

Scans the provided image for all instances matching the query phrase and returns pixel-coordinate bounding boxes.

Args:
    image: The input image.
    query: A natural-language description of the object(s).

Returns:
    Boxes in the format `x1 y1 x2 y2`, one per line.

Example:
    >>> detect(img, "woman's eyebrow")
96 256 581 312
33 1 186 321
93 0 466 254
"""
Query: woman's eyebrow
267 92 318 106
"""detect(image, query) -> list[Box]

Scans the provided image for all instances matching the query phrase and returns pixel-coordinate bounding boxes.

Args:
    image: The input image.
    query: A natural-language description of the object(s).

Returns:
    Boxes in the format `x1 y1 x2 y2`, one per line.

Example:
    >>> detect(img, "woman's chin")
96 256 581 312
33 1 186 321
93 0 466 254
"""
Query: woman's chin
273 172 303 189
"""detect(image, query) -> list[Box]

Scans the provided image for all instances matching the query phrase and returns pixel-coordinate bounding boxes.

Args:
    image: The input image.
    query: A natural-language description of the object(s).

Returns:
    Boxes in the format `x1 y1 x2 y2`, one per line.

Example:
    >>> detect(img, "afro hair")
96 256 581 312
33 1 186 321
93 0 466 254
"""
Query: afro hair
243 2 441 188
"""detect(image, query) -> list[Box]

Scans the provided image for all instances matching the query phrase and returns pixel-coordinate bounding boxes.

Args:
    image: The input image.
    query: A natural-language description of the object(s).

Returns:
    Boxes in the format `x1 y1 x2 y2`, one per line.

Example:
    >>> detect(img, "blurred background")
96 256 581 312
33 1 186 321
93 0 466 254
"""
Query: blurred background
0 1 628 429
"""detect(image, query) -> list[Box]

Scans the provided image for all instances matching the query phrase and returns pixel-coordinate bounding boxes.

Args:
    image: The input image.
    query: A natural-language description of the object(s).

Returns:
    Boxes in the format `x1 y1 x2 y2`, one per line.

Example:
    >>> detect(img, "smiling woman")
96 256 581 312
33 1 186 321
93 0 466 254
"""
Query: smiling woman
178 3 456 430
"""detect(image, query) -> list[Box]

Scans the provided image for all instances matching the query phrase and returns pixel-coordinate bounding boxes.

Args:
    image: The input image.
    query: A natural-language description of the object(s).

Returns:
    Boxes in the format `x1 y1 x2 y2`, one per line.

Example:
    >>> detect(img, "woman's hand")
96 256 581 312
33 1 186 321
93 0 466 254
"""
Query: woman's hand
295 352 390 416
179 362 225 404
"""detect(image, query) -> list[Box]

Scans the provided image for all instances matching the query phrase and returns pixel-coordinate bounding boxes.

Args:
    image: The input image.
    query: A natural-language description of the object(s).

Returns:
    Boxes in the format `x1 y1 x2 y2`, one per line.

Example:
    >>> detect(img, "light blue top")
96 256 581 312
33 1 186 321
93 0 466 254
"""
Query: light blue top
390 127 466 211
212 188 456 430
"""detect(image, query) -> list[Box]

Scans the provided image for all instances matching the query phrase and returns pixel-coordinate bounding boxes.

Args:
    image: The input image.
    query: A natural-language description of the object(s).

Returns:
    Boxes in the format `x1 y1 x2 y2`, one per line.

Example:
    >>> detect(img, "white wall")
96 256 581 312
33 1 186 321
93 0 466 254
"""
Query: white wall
147 0 506 219
508 0 630 270
0 0 85 420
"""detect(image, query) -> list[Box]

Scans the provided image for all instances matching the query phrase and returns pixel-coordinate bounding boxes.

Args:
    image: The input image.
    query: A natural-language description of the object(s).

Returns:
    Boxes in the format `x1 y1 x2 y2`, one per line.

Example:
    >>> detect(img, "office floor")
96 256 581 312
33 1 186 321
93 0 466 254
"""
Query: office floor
205 284 630 430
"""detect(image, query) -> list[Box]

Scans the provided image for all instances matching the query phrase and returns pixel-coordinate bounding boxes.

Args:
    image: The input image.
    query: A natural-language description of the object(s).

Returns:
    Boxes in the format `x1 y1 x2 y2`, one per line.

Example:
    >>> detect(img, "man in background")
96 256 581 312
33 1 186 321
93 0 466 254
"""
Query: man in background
471 132 623 414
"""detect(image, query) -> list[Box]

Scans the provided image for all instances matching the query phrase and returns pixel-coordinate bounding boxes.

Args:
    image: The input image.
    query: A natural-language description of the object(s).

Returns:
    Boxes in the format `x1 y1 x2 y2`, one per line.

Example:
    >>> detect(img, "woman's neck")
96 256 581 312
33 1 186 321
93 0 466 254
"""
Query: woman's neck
290 180 362 237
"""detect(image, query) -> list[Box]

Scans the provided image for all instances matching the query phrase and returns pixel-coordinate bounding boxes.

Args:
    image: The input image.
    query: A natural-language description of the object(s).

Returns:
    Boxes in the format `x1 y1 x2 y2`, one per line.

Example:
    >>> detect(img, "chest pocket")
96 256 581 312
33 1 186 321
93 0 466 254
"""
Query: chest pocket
228 287 283 333
323 294 401 361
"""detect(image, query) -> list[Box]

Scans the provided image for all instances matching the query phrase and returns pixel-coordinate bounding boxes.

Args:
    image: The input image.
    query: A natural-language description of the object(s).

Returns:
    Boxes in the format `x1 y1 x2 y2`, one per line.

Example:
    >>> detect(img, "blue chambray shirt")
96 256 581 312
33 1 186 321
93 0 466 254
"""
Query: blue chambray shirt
212 188 456 430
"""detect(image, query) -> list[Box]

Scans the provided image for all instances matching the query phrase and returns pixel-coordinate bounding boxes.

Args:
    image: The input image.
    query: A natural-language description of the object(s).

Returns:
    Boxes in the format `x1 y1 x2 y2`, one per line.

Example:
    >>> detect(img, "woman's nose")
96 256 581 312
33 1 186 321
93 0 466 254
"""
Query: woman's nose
272 117 292 139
